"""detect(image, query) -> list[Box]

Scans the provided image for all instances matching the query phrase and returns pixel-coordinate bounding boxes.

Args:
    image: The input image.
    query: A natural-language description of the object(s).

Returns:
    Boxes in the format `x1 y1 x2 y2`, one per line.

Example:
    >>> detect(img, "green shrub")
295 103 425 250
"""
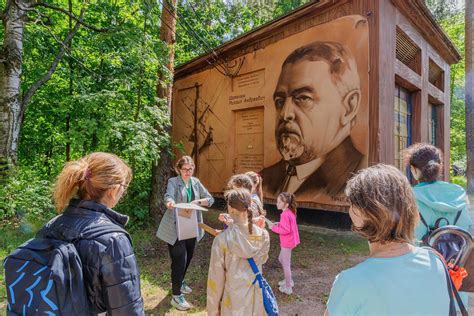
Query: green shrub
451 175 467 189
0 167 55 221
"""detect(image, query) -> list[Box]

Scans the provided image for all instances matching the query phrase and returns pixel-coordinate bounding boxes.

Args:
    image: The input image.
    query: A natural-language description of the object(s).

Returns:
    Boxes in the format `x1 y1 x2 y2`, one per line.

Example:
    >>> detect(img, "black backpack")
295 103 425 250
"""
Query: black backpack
4 222 128 315
419 210 463 246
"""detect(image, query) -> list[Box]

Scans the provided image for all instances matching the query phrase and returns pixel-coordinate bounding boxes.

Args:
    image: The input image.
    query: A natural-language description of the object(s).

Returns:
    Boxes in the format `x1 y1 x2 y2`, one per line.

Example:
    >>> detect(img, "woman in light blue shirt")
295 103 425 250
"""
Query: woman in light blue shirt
326 164 452 316
404 143 472 244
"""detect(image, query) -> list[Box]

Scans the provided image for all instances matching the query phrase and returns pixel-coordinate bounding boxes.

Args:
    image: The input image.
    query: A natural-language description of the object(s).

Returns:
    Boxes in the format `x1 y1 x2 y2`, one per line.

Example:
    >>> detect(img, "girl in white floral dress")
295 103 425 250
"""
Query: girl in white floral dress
207 188 270 316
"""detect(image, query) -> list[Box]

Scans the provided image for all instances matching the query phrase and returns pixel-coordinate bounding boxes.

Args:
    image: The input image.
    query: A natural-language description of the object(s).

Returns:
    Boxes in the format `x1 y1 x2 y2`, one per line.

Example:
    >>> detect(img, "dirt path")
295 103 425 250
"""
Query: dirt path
139 211 369 315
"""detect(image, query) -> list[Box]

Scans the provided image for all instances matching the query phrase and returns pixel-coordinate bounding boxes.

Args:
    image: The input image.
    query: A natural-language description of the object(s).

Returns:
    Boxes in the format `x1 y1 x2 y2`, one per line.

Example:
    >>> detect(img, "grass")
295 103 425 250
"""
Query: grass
0 209 368 315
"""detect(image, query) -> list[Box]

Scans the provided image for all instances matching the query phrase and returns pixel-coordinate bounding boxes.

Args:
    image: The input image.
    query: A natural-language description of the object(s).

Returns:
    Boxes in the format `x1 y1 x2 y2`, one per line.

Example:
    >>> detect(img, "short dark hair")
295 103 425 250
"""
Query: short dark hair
282 41 360 96
403 143 443 183
345 164 419 243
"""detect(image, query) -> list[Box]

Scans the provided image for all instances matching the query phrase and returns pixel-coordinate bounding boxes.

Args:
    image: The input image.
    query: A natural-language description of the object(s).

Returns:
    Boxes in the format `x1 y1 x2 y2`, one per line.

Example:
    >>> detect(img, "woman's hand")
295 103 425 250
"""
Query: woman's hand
191 199 201 206
166 201 175 209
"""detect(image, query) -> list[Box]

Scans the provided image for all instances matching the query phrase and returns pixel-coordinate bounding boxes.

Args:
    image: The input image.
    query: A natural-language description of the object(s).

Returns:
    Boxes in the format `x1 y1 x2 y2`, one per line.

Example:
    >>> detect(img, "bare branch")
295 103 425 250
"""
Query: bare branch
22 9 84 107
33 1 108 32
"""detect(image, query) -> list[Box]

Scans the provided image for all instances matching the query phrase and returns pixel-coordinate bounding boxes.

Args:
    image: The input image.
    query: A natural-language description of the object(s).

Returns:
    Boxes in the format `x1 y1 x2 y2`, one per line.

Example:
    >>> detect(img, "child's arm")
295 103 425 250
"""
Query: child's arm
207 237 226 315
271 212 291 235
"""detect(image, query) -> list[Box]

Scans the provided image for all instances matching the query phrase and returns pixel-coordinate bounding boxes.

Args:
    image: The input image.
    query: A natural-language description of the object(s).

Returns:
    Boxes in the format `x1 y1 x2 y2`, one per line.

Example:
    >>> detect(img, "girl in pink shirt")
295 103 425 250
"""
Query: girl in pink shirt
269 192 300 295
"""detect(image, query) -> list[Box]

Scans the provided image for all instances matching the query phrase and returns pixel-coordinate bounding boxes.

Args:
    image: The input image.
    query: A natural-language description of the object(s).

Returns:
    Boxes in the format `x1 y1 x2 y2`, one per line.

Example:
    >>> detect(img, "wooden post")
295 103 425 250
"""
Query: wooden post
150 0 178 223
466 0 474 194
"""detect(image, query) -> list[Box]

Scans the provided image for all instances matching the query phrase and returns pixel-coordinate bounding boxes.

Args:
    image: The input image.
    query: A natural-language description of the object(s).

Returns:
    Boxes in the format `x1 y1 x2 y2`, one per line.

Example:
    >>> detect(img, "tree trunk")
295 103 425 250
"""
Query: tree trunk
0 0 28 179
466 0 474 194
150 0 177 223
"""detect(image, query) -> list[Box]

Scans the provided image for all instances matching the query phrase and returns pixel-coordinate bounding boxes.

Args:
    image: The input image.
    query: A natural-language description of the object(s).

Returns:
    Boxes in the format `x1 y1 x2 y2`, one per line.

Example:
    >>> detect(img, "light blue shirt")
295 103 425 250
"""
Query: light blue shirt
413 181 472 243
327 247 450 316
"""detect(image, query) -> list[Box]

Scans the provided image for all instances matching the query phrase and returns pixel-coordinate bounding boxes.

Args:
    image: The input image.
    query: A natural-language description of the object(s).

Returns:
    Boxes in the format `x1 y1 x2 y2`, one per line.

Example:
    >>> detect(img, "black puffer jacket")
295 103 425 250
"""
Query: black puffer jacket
37 199 144 316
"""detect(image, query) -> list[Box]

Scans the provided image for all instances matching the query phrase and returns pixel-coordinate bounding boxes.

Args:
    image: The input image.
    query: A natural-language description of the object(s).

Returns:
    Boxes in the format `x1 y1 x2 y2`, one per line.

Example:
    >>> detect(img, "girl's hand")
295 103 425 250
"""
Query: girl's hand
166 201 175 209
218 213 232 225
254 215 266 228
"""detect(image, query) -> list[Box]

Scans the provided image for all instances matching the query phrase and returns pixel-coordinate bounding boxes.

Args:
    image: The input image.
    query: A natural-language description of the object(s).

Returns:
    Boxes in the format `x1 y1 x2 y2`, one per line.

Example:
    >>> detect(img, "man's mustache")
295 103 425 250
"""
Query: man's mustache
276 122 302 139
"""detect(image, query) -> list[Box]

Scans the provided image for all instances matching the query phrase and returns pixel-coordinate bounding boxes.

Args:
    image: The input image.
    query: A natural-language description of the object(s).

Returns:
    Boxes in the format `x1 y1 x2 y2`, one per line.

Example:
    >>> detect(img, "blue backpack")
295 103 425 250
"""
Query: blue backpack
247 258 279 316
4 222 127 315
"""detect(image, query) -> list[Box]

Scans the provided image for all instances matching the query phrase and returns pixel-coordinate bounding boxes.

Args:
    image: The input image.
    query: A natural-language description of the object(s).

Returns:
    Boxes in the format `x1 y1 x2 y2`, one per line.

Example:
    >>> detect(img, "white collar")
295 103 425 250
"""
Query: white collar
294 157 325 180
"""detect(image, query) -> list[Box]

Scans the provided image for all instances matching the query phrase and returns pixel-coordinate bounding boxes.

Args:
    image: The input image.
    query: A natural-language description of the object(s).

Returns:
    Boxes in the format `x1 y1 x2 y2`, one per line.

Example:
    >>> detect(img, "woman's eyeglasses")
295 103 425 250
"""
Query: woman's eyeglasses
119 184 128 195
180 168 194 173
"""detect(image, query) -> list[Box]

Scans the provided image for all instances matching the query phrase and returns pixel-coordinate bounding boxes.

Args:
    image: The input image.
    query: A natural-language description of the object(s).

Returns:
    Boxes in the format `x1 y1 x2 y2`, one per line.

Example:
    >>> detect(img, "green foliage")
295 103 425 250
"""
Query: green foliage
434 11 466 168
451 175 467 189
0 168 55 220
175 0 311 65
0 0 316 227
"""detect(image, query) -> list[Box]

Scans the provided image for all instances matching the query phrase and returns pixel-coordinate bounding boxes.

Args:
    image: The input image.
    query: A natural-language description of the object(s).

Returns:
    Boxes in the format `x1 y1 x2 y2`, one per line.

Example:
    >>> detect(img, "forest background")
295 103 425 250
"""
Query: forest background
0 0 468 253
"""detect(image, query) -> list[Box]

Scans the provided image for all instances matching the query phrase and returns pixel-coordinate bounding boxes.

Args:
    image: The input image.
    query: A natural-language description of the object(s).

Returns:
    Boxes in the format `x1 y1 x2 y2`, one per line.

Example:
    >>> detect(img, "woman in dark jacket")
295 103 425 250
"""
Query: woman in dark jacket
37 152 144 316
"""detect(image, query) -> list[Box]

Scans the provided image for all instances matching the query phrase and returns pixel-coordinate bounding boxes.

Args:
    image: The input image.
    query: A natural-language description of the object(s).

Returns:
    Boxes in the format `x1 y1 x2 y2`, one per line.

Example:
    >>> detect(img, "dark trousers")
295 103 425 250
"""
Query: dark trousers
168 238 197 295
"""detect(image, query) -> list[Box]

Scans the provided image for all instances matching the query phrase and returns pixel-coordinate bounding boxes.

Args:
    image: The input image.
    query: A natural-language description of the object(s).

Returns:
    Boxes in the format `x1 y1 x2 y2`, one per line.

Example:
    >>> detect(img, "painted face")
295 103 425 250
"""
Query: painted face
276 196 288 211
273 60 351 164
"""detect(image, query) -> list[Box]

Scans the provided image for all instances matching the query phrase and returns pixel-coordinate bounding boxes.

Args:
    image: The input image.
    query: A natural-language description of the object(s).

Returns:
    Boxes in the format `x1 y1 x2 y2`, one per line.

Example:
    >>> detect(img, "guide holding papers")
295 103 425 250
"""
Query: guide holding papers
156 156 214 311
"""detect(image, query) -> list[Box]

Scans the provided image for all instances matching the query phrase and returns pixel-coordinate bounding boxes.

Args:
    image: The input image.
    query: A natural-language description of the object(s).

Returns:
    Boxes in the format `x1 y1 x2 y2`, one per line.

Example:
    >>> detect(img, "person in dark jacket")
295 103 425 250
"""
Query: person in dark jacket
37 152 144 316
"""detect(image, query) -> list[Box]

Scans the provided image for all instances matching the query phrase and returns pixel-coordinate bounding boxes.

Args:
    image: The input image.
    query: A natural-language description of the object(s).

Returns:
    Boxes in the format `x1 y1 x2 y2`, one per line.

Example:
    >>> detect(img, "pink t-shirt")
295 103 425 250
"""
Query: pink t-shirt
271 209 300 248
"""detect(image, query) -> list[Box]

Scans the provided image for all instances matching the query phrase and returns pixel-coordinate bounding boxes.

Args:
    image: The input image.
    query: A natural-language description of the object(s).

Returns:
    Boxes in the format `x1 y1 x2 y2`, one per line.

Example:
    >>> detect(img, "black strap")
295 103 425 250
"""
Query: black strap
453 210 463 226
434 217 450 229
427 247 468 316
419 212 429 230
80 223 131 244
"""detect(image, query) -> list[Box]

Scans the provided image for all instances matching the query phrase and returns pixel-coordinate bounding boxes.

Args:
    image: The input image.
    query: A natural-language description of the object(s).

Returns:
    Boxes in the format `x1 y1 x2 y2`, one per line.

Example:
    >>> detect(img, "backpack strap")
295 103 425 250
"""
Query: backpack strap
419 212 429 230
425 247 468 316
247 258 263 286
453 210 463 226
247 258 260 275
80 223 131 244
433 217 450 229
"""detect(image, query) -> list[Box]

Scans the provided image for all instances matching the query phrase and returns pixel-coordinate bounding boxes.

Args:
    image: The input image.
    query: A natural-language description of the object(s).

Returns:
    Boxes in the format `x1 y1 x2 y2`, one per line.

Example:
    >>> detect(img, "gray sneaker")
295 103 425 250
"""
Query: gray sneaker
171 294 192 311
181 281 192 294
278 279 294 287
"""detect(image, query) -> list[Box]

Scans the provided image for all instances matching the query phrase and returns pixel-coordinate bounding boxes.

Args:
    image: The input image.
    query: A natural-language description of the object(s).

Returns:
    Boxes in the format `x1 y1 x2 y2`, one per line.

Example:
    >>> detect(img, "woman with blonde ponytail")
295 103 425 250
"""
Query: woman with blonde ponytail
207 188 270 316
37 152 144 315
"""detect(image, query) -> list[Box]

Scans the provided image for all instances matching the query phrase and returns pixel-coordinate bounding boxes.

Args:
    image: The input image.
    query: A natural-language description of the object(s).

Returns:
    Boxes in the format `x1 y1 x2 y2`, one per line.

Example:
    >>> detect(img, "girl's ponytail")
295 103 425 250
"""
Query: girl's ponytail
245 171 263 203
53 158 89 212
247 206 253 235
225 188 254 234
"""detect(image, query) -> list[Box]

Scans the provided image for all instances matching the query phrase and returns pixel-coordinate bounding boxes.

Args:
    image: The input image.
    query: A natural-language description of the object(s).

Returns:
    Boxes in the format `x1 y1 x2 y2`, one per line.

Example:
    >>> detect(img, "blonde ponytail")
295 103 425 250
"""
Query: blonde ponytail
53 152 132 212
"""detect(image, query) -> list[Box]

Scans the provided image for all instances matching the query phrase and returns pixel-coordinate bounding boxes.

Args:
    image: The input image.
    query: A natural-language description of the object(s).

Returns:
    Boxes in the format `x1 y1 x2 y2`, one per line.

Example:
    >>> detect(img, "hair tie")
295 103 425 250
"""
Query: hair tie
427 160 437 165
84 169 92 180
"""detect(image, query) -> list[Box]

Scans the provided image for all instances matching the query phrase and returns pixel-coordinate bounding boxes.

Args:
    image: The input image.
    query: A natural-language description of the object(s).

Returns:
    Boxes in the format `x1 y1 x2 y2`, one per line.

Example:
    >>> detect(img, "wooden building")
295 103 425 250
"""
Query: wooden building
171 0 461 212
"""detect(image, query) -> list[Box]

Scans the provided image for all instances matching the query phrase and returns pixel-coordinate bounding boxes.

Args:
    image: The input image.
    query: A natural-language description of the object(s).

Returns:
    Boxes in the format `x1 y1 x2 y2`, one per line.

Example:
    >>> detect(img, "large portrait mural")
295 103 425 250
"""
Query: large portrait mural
172 15 369 211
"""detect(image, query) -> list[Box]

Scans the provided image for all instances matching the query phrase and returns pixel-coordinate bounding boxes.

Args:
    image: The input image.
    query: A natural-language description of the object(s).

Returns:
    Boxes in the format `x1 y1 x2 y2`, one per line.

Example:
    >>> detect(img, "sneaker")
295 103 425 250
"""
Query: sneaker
171 294 192 311
181 281 192 294
279 285 293 295
278 279 294 287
